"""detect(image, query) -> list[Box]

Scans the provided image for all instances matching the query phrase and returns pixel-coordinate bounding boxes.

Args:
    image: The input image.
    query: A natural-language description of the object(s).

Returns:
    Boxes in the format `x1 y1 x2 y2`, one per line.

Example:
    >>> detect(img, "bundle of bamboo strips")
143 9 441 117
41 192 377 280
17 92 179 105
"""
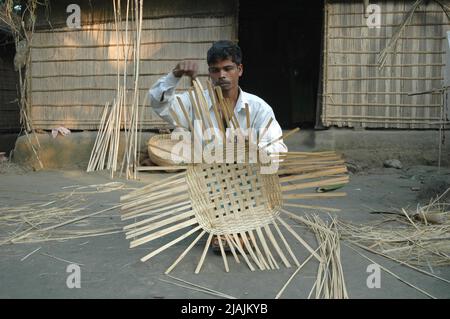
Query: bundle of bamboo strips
86 0 144 179
0 182 126 244
338 188 450 267
275 213 348 299
120 78 350 274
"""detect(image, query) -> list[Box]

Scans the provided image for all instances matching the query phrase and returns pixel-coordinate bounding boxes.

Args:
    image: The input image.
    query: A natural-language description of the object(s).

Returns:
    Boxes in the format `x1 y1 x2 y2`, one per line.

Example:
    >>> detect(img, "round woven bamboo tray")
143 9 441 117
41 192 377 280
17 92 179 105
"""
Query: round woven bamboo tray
147 134 187 167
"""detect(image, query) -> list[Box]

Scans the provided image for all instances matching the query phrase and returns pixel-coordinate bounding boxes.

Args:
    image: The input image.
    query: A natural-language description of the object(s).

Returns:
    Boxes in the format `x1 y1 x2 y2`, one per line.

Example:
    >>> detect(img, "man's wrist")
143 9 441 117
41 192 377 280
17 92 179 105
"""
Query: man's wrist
166 72 182 86
172 69 183 78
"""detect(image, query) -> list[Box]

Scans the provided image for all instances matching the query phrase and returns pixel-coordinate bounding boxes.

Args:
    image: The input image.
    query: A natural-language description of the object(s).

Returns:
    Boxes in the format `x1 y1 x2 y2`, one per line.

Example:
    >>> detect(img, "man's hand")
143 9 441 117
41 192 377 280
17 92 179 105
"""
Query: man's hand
172 60 198 79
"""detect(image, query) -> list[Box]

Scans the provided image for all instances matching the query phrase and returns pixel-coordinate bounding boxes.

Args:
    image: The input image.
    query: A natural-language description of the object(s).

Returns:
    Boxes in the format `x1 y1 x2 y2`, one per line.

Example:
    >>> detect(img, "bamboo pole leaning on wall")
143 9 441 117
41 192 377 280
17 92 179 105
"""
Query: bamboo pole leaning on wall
87 0 145 179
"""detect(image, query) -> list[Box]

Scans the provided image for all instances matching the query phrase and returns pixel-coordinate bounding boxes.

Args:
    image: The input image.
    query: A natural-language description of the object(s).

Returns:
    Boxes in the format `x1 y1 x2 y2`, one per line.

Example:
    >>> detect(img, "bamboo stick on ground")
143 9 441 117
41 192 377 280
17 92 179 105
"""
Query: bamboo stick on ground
227 234 256 271
264 224 291 268
165 230 207 274
283 192 347 200
224 234 241 263
284 203 341 213
248 230 271 270
281 176 349 192
272 221 300 267
239 231 265 270
344 242 436 299
277 217 323 262
140 225 202 262
164 274 237 299
217 235 230 272
130 219 198 248
275 244 323 299
195 233 213 274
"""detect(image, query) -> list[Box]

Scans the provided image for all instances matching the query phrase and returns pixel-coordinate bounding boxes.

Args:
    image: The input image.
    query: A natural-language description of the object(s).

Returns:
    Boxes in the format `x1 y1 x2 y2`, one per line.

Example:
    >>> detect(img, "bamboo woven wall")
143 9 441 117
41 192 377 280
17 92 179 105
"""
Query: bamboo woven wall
0 46 20 131
322 0 448 128
30 14 237 130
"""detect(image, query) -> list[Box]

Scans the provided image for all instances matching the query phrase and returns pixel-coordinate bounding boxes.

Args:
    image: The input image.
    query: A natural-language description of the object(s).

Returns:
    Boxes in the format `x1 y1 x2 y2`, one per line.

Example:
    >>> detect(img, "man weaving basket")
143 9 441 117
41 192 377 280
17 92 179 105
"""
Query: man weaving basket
148 40 288 252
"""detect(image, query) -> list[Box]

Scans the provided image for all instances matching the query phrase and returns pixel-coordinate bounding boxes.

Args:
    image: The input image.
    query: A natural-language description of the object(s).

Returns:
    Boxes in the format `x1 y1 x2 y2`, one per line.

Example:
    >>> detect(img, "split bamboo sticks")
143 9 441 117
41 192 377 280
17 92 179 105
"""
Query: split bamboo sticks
0 182 126 245
86 0 145 179
337 188 450 267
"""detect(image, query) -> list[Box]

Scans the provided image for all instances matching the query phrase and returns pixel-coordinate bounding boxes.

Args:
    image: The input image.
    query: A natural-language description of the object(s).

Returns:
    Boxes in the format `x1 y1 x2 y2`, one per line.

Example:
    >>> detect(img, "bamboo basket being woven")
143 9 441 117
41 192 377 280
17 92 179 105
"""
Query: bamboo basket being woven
121 79 349 274
187 158 283 236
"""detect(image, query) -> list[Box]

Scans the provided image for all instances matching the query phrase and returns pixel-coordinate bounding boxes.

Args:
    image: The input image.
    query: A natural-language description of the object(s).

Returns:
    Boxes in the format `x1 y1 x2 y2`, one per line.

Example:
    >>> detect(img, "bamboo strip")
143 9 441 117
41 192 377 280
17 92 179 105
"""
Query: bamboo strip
236 232 264 270
121 171 186 200
280 159 345 167
259 118 273 142
195 233 213 274
248 230 271 270
224 234 240 264
281 176 349 192
261 127 300 151
122 201 191 223
272 221 300 267
214 87 231 128
344 243 436 299
130 219 197 248
280 167 347 183
227 234 256 271
255 227 279 270
284 203 341 213
124 205 192 229
125 211 195 239
122 179 185 210
349 241 450 284
217 235 230 272
283 192 347 200
245 103 251 129
141 225 203 262
121 184 188 210
176 96 194 132
137 166 188 171
275 244 323 299
263 224 291 268
282 210 335 236
207 80 225 135
189 89 203 129
165 274 237 299
169 108 185 128
193 79 215 130
165 230 207 274
121 194 191 219
277 217 323 263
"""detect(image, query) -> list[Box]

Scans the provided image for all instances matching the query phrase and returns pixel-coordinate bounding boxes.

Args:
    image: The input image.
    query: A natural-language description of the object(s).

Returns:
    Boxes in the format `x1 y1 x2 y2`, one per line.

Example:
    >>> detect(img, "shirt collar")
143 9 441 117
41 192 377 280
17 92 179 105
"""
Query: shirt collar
208 87 247 113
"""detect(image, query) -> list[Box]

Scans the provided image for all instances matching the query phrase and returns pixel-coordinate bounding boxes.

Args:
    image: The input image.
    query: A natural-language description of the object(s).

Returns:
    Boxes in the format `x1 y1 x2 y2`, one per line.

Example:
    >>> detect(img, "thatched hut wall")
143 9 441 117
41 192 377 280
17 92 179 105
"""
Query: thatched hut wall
30 0 238 130
321 0 449 128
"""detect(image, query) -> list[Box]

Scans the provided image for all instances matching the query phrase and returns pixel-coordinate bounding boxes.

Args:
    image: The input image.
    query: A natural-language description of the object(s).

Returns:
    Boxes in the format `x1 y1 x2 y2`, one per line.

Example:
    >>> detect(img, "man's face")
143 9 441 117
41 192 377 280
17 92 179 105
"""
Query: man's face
208 58 243 93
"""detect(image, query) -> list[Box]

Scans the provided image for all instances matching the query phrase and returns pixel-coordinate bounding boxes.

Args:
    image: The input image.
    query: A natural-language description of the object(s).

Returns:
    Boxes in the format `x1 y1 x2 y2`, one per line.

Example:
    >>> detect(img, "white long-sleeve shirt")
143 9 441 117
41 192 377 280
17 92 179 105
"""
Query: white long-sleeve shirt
148 72 288 154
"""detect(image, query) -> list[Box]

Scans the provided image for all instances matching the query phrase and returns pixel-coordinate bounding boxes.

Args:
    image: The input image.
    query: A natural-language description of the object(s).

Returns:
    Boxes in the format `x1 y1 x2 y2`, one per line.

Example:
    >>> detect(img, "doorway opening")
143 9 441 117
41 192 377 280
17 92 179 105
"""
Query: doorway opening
238 0 324 129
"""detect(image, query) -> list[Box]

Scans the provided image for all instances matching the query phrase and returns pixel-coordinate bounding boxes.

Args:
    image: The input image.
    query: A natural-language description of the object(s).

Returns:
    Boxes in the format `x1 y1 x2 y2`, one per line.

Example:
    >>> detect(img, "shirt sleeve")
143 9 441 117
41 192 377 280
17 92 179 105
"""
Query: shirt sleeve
148 72 192 128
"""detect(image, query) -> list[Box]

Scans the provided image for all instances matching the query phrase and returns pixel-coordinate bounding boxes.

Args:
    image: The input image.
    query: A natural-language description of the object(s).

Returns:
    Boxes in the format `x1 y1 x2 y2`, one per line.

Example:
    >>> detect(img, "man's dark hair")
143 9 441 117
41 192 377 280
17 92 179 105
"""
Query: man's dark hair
207 40 242 65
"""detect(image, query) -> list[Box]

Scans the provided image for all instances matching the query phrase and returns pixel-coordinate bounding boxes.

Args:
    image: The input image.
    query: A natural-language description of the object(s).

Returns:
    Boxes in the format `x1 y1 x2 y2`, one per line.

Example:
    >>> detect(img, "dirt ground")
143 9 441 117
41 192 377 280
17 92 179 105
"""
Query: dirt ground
0 160 449 299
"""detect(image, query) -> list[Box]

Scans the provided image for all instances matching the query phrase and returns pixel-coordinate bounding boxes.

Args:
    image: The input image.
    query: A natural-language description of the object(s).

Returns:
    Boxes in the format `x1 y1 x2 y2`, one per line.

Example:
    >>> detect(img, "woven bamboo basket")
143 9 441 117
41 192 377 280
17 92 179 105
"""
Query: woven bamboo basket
187 158 283 236
121 79 349 274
